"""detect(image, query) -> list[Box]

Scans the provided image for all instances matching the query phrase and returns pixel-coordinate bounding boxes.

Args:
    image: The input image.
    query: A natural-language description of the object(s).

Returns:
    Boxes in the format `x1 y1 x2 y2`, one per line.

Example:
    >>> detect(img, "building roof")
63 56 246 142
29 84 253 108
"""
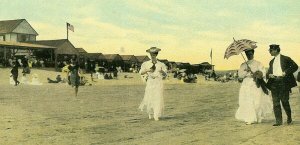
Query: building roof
181 62 191 65
175 62 182 65
28 39 78 55
103 54 120 60
0 41 56 49
85 53 105 60
76 48 87 54
200 62 212 66
120 55 138 62
120 55 133 60
158 59 169 63
0 19 38 35
30 39 67 47
135 55 150 62
0 19 24 33
175 62 190 66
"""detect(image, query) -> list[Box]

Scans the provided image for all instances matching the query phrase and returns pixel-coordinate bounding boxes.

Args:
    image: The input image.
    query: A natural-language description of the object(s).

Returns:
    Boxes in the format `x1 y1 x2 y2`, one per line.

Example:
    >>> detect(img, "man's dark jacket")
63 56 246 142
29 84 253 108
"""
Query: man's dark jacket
266 54 298 90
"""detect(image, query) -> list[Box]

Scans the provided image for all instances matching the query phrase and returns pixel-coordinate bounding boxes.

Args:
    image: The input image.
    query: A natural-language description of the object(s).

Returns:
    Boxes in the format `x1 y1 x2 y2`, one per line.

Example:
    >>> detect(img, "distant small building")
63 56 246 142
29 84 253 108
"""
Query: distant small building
199 62 214 73
28 39 79 68
76 48 87 55
85 53 105 61
180 62 191 69
76 48 87 67
103 54 123 68
135 55 150 66
85 52 106 66
120 55 138 72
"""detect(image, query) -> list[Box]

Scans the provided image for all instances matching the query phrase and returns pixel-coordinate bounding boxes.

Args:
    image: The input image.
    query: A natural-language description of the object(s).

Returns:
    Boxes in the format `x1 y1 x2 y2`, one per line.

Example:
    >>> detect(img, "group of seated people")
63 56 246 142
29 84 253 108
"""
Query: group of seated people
92 65 118 80
174 71 197 83
93 72 117 80
204 71 239 83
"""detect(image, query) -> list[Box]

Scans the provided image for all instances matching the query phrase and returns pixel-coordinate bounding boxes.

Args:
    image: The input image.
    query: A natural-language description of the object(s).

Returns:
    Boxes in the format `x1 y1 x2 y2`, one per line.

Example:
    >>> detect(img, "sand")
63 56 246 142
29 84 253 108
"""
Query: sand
0 68 300 145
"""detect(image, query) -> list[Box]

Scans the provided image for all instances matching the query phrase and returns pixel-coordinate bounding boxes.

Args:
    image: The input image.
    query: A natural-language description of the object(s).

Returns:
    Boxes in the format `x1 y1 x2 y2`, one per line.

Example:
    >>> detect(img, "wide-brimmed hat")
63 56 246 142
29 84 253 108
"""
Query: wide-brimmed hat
146 47 161 53
269 44 280 50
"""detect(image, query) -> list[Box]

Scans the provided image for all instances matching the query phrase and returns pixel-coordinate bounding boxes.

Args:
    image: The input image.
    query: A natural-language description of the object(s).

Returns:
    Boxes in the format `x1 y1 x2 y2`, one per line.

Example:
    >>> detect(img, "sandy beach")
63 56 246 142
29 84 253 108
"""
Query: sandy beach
1 68 300 145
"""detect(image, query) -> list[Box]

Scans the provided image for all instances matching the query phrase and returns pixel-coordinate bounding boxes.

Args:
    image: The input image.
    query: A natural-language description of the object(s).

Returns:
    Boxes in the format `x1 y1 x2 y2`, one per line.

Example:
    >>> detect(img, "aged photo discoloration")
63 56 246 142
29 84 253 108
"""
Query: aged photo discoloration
1 1 300 144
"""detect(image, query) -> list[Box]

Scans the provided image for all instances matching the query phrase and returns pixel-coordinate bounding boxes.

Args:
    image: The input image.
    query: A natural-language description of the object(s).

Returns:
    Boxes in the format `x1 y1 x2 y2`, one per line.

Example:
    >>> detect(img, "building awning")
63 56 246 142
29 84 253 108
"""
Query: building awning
0 41 56 49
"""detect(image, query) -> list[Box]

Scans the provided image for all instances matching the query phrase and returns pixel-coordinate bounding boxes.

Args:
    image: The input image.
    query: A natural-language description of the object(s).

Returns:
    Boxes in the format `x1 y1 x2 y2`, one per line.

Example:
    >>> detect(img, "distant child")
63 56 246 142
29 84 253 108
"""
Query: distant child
11 62 20 86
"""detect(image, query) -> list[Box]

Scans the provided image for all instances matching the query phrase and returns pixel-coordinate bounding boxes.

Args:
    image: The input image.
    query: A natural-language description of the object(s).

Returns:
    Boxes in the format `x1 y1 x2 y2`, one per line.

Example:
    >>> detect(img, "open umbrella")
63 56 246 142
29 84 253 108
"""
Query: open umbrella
225 38 268 94
224 38 257 60
224 37 257 72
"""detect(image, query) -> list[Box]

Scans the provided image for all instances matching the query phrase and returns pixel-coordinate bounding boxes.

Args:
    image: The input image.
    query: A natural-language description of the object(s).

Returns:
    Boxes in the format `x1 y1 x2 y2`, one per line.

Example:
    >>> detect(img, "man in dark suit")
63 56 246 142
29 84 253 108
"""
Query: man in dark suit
266 44 298 126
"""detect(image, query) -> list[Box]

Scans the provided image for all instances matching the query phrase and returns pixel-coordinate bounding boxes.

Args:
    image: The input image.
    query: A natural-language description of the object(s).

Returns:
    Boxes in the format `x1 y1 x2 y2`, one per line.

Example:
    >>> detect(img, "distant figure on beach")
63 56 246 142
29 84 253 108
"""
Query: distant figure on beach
22 56 30 75
233 70 238 81
68 60 81 97
62 61 70 84
10 62 20 86
210 70 217 80
47 75 62 83
235 49 272 125
183 73 197 83
139 47 167 121
266 44 298 126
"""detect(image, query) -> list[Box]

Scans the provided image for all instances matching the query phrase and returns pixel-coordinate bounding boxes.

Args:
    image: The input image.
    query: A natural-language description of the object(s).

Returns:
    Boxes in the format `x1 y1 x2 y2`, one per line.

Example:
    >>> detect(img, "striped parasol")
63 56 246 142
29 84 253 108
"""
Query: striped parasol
224 38 257 59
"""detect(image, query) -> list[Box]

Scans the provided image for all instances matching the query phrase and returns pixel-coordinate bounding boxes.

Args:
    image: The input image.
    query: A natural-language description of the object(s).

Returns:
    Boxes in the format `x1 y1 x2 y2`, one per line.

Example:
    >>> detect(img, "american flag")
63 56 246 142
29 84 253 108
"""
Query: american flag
67 22 74 32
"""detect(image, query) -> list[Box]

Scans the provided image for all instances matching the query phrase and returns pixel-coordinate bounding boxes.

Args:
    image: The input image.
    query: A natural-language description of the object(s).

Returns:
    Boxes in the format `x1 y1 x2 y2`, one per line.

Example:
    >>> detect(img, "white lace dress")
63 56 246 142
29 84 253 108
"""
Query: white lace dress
139 60 167 118
235 59 273 123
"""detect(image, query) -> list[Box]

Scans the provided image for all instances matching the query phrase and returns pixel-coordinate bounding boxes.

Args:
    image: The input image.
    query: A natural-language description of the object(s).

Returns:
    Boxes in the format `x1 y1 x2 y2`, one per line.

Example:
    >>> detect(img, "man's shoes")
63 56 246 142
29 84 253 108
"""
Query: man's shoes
287 118 292 125
273 123 282 126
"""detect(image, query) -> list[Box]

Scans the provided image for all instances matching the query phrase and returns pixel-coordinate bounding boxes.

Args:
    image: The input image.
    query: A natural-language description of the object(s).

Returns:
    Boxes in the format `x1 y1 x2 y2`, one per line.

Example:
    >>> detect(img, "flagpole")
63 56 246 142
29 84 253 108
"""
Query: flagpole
210 48 213 70
66 23 69 40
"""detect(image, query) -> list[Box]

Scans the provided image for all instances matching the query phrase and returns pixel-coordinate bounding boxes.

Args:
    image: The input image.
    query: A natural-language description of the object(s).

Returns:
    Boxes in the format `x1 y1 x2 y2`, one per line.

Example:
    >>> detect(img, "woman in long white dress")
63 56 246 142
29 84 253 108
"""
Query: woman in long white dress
235 49 273 125
139 47 167 121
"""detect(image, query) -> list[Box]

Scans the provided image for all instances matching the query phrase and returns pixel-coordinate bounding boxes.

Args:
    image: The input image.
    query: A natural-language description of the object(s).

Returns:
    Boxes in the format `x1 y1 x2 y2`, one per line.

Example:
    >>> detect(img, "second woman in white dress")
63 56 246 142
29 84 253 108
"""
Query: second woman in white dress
235 49 273 125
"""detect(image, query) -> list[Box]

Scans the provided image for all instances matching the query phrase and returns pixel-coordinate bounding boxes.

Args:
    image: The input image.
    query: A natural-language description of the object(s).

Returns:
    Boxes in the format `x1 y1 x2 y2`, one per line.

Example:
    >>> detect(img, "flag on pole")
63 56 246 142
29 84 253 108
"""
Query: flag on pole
210 48 212 58
67 22 74 32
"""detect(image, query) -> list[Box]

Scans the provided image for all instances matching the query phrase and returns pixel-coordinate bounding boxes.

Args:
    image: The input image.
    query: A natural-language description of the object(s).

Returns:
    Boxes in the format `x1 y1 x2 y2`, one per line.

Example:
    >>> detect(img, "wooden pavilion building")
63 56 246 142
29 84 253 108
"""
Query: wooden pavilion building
120 55 138 72
0 19 56 67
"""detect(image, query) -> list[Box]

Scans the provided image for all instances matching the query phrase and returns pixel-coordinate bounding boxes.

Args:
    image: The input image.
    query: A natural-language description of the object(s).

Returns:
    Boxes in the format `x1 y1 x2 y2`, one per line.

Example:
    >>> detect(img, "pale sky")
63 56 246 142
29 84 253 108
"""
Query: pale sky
1 0 300 70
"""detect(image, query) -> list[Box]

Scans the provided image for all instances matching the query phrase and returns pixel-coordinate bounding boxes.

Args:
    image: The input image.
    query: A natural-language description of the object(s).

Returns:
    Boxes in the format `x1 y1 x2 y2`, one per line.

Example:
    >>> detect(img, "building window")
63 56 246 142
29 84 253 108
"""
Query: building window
17 34 29 42
0 35 5 41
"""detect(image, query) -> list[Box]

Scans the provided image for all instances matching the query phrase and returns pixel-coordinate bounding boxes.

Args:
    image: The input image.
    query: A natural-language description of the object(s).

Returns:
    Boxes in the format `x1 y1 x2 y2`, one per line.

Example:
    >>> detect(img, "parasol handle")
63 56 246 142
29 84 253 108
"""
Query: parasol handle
240 53 254 74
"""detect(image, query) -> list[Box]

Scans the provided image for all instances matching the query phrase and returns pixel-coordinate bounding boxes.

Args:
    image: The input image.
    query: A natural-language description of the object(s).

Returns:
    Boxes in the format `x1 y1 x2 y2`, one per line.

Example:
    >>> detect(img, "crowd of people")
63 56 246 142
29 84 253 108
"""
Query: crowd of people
6 44 300 127
203 70 239 83
173 69 198 83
